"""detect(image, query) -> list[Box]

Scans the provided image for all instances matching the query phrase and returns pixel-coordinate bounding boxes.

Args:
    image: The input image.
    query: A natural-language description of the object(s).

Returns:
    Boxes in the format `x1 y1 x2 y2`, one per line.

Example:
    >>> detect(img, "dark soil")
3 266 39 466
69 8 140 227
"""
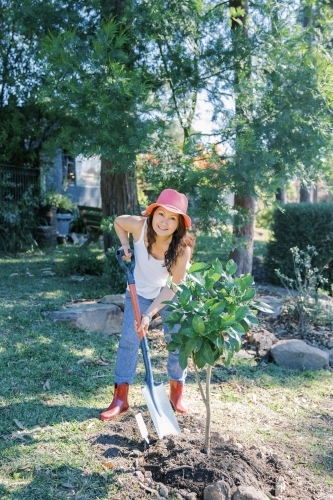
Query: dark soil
91 410 330 500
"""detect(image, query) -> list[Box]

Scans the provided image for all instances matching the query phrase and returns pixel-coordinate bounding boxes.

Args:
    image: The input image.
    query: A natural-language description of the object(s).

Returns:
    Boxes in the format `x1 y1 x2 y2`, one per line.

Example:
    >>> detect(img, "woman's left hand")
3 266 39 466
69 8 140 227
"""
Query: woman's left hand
134 316 150 337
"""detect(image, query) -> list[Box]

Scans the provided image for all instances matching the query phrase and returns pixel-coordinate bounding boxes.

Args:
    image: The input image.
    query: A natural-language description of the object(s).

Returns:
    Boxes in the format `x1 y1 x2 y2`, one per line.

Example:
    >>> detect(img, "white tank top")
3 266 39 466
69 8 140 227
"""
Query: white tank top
133 219 169 299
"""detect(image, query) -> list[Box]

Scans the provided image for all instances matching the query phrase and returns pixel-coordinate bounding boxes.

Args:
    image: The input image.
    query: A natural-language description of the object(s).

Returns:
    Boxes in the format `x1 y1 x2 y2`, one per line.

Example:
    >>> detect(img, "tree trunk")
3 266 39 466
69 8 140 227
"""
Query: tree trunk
299 186 311 202
229 0 253 275
100 0 138 250
229 194 255 276
276 188 286 203
101 159 138 249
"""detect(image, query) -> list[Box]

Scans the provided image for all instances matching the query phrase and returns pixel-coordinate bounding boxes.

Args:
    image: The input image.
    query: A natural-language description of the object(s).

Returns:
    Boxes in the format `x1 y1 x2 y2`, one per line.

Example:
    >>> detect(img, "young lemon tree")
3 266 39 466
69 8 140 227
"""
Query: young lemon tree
164 259 272 454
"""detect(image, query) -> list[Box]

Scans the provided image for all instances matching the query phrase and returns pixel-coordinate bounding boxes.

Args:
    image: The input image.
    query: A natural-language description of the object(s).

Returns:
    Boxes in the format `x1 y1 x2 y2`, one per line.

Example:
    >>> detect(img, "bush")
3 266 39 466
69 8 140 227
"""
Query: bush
57 248 104 276
0 183 40 254
104 248 127 293
265 203 333 292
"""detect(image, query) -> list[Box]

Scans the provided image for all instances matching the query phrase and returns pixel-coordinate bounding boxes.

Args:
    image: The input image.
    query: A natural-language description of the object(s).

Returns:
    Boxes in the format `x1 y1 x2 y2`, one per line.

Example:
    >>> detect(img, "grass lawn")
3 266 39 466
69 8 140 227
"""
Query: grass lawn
0 244 332 499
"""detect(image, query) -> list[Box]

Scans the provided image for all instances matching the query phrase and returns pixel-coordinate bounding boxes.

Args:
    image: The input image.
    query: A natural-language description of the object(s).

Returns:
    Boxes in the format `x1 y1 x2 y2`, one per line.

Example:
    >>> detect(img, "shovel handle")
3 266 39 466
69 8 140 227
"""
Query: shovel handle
116 249 135 284
117 249 144 341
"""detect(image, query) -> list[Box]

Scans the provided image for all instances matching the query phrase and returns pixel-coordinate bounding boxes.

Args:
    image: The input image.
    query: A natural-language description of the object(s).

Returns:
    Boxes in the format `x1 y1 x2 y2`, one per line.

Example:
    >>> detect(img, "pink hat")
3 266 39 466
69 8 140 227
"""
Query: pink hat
142 189 191 228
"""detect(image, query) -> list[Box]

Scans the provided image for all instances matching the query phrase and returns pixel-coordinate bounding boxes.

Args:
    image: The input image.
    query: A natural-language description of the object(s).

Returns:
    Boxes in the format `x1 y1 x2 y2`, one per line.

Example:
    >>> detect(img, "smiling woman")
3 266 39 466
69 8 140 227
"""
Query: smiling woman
100 189 195 421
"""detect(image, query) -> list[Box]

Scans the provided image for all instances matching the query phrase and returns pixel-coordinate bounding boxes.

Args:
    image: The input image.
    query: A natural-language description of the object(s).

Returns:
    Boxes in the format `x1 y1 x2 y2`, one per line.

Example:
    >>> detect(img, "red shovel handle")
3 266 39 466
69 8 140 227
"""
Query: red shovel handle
129 284 144 341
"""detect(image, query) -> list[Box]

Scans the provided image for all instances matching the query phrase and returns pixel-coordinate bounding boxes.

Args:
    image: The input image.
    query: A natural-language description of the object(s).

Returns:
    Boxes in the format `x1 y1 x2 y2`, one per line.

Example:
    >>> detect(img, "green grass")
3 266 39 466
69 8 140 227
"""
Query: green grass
0 243 332 498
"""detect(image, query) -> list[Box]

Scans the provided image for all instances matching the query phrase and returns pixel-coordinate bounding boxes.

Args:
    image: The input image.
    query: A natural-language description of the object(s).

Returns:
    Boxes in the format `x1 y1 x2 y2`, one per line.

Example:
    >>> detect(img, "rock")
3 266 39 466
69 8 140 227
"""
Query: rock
275 476 286 497
270 339 329 370
49 302 123 334
134 470 145 481
178 490 197 499
232 485 270 500
256 295 284 317
98 294 126 310
204 480 230 500
159 484 169 497
327 339 333 349
247 329 278 356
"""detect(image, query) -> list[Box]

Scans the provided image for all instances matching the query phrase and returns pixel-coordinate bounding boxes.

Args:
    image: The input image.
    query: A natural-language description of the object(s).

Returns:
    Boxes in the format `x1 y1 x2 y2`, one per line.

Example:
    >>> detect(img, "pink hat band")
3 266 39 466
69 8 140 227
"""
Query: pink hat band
142 189 191 228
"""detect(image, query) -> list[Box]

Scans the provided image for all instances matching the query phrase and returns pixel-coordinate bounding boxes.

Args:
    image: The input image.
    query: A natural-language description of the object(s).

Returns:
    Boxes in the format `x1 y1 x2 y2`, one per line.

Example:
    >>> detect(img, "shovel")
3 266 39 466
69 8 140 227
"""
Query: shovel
117 249 181 439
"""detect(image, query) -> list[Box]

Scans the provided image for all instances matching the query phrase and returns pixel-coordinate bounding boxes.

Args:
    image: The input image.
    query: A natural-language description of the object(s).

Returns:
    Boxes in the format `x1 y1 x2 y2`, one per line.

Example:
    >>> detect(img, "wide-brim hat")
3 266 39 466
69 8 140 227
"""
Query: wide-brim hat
142 189 191 228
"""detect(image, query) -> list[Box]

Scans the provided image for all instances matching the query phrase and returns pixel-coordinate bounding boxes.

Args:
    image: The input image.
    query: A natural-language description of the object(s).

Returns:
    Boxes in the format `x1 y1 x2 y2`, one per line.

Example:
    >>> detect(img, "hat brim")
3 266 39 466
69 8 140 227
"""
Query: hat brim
142 203 191 228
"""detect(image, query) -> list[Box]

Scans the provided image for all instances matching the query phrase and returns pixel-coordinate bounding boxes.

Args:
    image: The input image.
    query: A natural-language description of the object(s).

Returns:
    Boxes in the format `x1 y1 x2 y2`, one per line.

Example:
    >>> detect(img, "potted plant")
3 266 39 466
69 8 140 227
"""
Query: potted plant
164 259 273 454
40 191 76 237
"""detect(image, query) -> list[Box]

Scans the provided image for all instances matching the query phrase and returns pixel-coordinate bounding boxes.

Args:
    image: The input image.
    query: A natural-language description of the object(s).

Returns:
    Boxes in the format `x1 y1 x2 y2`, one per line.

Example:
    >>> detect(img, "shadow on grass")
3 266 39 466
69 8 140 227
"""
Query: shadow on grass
0 464 114 500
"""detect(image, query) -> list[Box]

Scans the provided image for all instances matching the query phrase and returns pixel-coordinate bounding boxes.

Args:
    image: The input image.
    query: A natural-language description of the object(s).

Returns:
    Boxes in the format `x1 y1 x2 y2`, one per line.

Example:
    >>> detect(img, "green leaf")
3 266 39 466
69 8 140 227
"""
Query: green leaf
193 350 206 369
183 338 198 356
199 342 215 366
178 348 189 370
192 315 205 334
179 288 191 305
207 332 224 349
189 262 209 273
229 323 246 334
204 276 215 290
166 341 180 351
239 274 254 288
252 301 275 313
210 301 226 316
212 258 223 276
220 313 236 328
165 311 183 324
170 332 183 344
235 306 250 321
225 260 237 275
242 288 256 301
162 300 176 307
207 268 221 283
194 338 203 351
244 314 259 326
227 331 242 351
204 298 218 310
179 327 198 338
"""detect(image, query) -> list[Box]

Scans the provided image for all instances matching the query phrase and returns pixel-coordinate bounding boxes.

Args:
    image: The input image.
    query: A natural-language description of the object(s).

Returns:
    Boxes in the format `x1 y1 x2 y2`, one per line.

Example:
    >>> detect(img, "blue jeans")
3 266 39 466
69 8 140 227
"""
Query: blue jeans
114 290 186 385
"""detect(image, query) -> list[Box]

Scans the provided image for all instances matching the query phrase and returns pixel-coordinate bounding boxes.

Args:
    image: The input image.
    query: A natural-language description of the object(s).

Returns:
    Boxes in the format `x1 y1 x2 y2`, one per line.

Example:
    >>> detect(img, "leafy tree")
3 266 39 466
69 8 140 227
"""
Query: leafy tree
164 259 272 454
0 0 99 168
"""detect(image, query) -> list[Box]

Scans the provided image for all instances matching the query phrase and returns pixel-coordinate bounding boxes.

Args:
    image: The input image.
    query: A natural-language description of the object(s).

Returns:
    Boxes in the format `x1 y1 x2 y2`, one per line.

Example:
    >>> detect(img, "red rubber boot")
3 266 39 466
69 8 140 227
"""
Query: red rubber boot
100 383 129 421
169 380 188 413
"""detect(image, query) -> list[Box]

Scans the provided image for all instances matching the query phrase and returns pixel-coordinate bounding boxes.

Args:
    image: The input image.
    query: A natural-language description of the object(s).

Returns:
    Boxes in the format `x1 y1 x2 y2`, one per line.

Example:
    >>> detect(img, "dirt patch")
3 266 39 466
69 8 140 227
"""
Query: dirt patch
91 411 330 499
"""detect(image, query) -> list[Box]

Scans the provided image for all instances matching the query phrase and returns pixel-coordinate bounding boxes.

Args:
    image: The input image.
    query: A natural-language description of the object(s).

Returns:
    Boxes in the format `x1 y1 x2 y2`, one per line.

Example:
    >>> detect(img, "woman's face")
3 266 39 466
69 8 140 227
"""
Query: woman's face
152 207 179 237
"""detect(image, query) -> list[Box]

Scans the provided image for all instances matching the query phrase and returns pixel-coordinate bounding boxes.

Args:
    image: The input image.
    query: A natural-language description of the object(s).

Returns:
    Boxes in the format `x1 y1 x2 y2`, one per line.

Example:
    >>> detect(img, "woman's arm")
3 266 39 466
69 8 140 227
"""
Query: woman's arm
114 215 143 258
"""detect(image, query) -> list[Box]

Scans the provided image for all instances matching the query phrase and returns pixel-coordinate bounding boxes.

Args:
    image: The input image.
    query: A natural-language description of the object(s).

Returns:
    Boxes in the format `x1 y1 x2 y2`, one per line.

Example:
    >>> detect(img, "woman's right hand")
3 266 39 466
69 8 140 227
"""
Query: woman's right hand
119 245 132 260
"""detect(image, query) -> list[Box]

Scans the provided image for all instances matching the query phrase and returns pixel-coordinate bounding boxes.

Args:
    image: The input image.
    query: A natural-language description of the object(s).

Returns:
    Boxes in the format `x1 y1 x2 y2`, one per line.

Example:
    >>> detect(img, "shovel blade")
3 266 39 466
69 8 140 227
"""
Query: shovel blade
141 382 181 439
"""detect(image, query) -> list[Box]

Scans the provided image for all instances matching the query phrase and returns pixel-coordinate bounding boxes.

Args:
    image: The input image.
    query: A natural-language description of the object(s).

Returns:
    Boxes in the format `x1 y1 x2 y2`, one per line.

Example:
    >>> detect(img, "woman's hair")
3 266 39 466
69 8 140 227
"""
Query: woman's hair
146 207 195 273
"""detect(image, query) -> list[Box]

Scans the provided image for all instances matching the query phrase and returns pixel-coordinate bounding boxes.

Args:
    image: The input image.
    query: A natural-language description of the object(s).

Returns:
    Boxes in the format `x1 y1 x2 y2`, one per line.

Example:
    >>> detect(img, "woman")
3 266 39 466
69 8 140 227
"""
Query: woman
100 189 195 421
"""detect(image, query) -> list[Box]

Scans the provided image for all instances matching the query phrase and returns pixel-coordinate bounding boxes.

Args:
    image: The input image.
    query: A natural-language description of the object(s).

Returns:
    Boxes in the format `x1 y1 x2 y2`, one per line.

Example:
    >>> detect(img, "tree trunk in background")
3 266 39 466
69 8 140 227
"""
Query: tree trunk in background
100 0 138 250
229 194 256 275
229 0 255 276
276 188 286 203
299 185 311 202
101 160 138 249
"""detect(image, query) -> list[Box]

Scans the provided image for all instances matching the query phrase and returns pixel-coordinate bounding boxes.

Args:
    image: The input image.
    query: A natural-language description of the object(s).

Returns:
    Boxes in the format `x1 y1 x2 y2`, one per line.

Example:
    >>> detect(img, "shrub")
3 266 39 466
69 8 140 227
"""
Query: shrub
104 248 127 293
57 248 104 276
275 246 329 331
0 183 40 254
265 203 333 291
